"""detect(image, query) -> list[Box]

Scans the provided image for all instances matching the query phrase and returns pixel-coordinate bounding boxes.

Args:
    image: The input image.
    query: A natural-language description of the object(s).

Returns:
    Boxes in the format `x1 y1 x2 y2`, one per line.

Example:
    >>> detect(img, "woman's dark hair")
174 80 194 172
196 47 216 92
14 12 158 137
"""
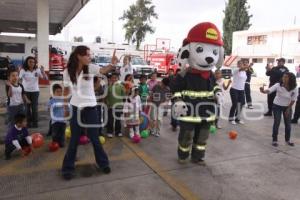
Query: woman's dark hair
23 56 37 71
281 72 297 91
67 45 90 84
124 74 133 81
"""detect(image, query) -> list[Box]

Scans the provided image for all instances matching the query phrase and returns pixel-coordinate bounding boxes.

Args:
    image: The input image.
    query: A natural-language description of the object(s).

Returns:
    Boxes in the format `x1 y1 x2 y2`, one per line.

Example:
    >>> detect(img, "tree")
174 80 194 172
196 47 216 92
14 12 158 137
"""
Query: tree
120 0 158 50
223 0 252 55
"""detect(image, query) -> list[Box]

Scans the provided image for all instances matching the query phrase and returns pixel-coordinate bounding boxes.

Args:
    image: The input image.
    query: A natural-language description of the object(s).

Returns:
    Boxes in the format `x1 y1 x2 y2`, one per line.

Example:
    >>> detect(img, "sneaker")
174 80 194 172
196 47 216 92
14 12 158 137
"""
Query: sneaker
154 131 160 137
230 121 237 125
62 172 74 180
247 105 254 109
286 141 295 146
107 133 113 138
216 123 222 129
272 141 278 147
150 129 156 136
116 133 123 137
102 166 111 174
129 132 134 139
237 120 245 125
172 126 177 132
291 119 298 124
264 112 272 116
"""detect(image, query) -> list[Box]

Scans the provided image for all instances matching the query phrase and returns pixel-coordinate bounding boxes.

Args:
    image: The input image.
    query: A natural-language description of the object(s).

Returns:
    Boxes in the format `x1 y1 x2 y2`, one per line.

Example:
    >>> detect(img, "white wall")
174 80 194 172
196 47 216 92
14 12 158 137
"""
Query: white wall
232 28 300 77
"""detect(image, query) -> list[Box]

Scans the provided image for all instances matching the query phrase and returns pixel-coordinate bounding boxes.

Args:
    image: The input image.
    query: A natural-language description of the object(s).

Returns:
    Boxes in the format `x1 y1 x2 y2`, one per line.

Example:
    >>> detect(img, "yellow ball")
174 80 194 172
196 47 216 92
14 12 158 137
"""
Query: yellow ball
65 126 71 139
99 136 105 145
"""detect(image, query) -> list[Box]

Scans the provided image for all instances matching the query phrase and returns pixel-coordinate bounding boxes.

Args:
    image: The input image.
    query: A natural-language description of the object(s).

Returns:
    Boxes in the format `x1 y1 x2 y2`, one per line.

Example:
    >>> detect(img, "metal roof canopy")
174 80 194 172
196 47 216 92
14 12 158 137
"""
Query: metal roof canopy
0 0 89 35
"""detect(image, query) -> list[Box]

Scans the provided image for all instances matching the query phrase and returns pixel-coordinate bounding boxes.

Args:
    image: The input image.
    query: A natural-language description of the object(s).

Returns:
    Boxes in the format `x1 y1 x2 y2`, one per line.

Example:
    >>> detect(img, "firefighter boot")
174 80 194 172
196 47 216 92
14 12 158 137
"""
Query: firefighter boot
191 144 206 165
177 124 194 164
191 125 210 164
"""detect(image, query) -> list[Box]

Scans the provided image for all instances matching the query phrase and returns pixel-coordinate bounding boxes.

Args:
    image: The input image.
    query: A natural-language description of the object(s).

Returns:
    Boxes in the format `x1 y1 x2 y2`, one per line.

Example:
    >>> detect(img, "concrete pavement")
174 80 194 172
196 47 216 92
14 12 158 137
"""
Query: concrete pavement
0 79 300 200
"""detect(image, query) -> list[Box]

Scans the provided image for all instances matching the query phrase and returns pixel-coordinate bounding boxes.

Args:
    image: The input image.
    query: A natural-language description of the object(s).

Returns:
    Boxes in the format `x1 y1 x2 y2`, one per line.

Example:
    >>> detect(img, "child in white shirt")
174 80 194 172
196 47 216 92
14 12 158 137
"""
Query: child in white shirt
214 69 231 128
123 87 142 138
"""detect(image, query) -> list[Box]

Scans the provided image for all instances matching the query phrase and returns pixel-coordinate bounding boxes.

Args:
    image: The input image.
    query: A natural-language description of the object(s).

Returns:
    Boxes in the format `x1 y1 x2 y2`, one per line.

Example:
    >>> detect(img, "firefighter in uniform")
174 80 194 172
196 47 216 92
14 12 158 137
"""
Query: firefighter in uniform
171 22 224 164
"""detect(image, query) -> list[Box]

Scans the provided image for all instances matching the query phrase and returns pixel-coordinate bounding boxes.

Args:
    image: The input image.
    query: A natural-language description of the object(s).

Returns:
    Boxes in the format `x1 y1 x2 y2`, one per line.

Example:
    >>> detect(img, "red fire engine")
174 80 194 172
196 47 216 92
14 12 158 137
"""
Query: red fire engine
148 53 179 76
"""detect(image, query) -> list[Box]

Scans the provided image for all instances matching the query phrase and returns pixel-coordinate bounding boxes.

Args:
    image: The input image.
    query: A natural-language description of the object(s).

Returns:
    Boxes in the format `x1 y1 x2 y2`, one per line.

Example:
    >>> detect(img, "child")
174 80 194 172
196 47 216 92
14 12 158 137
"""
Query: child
6 68 30 128
149 78 171 137
48 84 69 147
120 55 133 82
4 114 32 160
123 74 134 95
291 87 300 124
139 74 149 109
147 72 158 91
94 76 106 136
214 69 232 128
123 87 142 138
260 72 298 147
105 73 125 138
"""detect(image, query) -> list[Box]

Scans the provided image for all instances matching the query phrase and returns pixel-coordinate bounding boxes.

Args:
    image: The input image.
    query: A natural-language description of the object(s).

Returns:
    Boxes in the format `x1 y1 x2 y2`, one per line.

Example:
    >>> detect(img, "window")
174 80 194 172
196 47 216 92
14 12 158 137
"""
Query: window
247 35 267 45
252 58 263 63
0 42 25 53
287 59 294 64
267 58 275 64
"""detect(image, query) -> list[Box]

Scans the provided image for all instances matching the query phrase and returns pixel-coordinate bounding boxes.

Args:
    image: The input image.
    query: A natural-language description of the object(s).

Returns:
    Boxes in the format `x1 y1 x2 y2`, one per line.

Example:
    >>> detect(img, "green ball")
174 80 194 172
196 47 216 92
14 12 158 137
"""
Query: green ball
141 130 149 138
209 125 217 135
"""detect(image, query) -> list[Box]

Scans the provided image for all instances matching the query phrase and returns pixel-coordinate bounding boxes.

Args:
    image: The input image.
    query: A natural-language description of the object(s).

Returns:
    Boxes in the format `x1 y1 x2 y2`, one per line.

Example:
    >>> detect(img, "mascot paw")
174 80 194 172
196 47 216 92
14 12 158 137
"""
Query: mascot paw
173 101 188 118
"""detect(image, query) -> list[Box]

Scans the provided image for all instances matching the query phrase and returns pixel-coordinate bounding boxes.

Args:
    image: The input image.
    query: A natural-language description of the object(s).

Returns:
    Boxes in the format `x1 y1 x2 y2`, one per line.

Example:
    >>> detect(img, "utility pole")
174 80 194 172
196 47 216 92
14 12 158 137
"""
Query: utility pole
111 0 114 43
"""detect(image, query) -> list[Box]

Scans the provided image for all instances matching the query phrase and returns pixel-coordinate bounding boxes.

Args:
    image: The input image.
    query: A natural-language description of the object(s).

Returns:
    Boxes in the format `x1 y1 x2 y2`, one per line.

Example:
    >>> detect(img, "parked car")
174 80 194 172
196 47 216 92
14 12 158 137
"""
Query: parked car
93 55 112 67
220 66 232 79
119 55 155 78
0 57 13 79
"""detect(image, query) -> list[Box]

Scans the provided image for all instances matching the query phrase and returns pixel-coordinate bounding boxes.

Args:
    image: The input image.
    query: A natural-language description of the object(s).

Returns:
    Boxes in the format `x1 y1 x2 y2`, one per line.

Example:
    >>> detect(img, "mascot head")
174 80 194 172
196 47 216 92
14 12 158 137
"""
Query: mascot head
178 22 224 72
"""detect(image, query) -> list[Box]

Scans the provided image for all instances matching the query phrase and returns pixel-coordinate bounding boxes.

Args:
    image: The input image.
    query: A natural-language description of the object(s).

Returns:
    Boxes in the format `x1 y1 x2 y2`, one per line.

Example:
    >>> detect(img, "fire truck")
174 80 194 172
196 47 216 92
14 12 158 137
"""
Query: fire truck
148 53 179 76
48 47 67 79
31 46 66 79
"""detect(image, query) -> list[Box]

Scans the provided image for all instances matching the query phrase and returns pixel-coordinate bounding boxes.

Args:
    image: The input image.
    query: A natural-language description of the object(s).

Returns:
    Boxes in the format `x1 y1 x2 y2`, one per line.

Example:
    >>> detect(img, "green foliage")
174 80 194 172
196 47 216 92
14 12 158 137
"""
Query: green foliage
120 0 158 49
223 0 252 55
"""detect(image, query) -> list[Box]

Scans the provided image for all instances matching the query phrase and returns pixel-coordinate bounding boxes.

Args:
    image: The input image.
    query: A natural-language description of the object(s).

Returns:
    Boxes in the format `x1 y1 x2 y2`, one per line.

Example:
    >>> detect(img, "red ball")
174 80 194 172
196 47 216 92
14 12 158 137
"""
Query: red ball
32 134 44 148
48 142 60 152
229 130 238 140
22 146 32 156
79 135 89 145
132 134 141 143
31 133 42 140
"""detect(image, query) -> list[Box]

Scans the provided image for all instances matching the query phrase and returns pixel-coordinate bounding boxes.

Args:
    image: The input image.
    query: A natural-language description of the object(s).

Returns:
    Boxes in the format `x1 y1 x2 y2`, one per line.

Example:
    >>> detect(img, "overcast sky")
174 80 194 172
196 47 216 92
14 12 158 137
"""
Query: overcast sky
52 0 300 49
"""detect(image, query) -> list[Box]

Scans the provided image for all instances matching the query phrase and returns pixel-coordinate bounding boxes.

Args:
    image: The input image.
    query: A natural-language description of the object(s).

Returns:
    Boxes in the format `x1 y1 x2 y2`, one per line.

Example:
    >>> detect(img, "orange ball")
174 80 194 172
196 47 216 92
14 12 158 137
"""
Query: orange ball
32 134 44 148
48 142 60 152
229 130 238 140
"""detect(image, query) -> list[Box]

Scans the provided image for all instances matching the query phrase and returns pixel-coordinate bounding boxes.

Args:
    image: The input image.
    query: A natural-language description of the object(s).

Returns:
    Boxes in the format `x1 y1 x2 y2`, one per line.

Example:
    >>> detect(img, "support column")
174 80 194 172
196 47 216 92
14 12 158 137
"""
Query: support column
37 0 49 85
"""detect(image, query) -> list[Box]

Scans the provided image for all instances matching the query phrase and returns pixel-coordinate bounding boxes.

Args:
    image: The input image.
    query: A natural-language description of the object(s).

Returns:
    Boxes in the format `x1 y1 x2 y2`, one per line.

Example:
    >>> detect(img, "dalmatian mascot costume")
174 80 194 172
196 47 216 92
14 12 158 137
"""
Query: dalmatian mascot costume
171 22 224 164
